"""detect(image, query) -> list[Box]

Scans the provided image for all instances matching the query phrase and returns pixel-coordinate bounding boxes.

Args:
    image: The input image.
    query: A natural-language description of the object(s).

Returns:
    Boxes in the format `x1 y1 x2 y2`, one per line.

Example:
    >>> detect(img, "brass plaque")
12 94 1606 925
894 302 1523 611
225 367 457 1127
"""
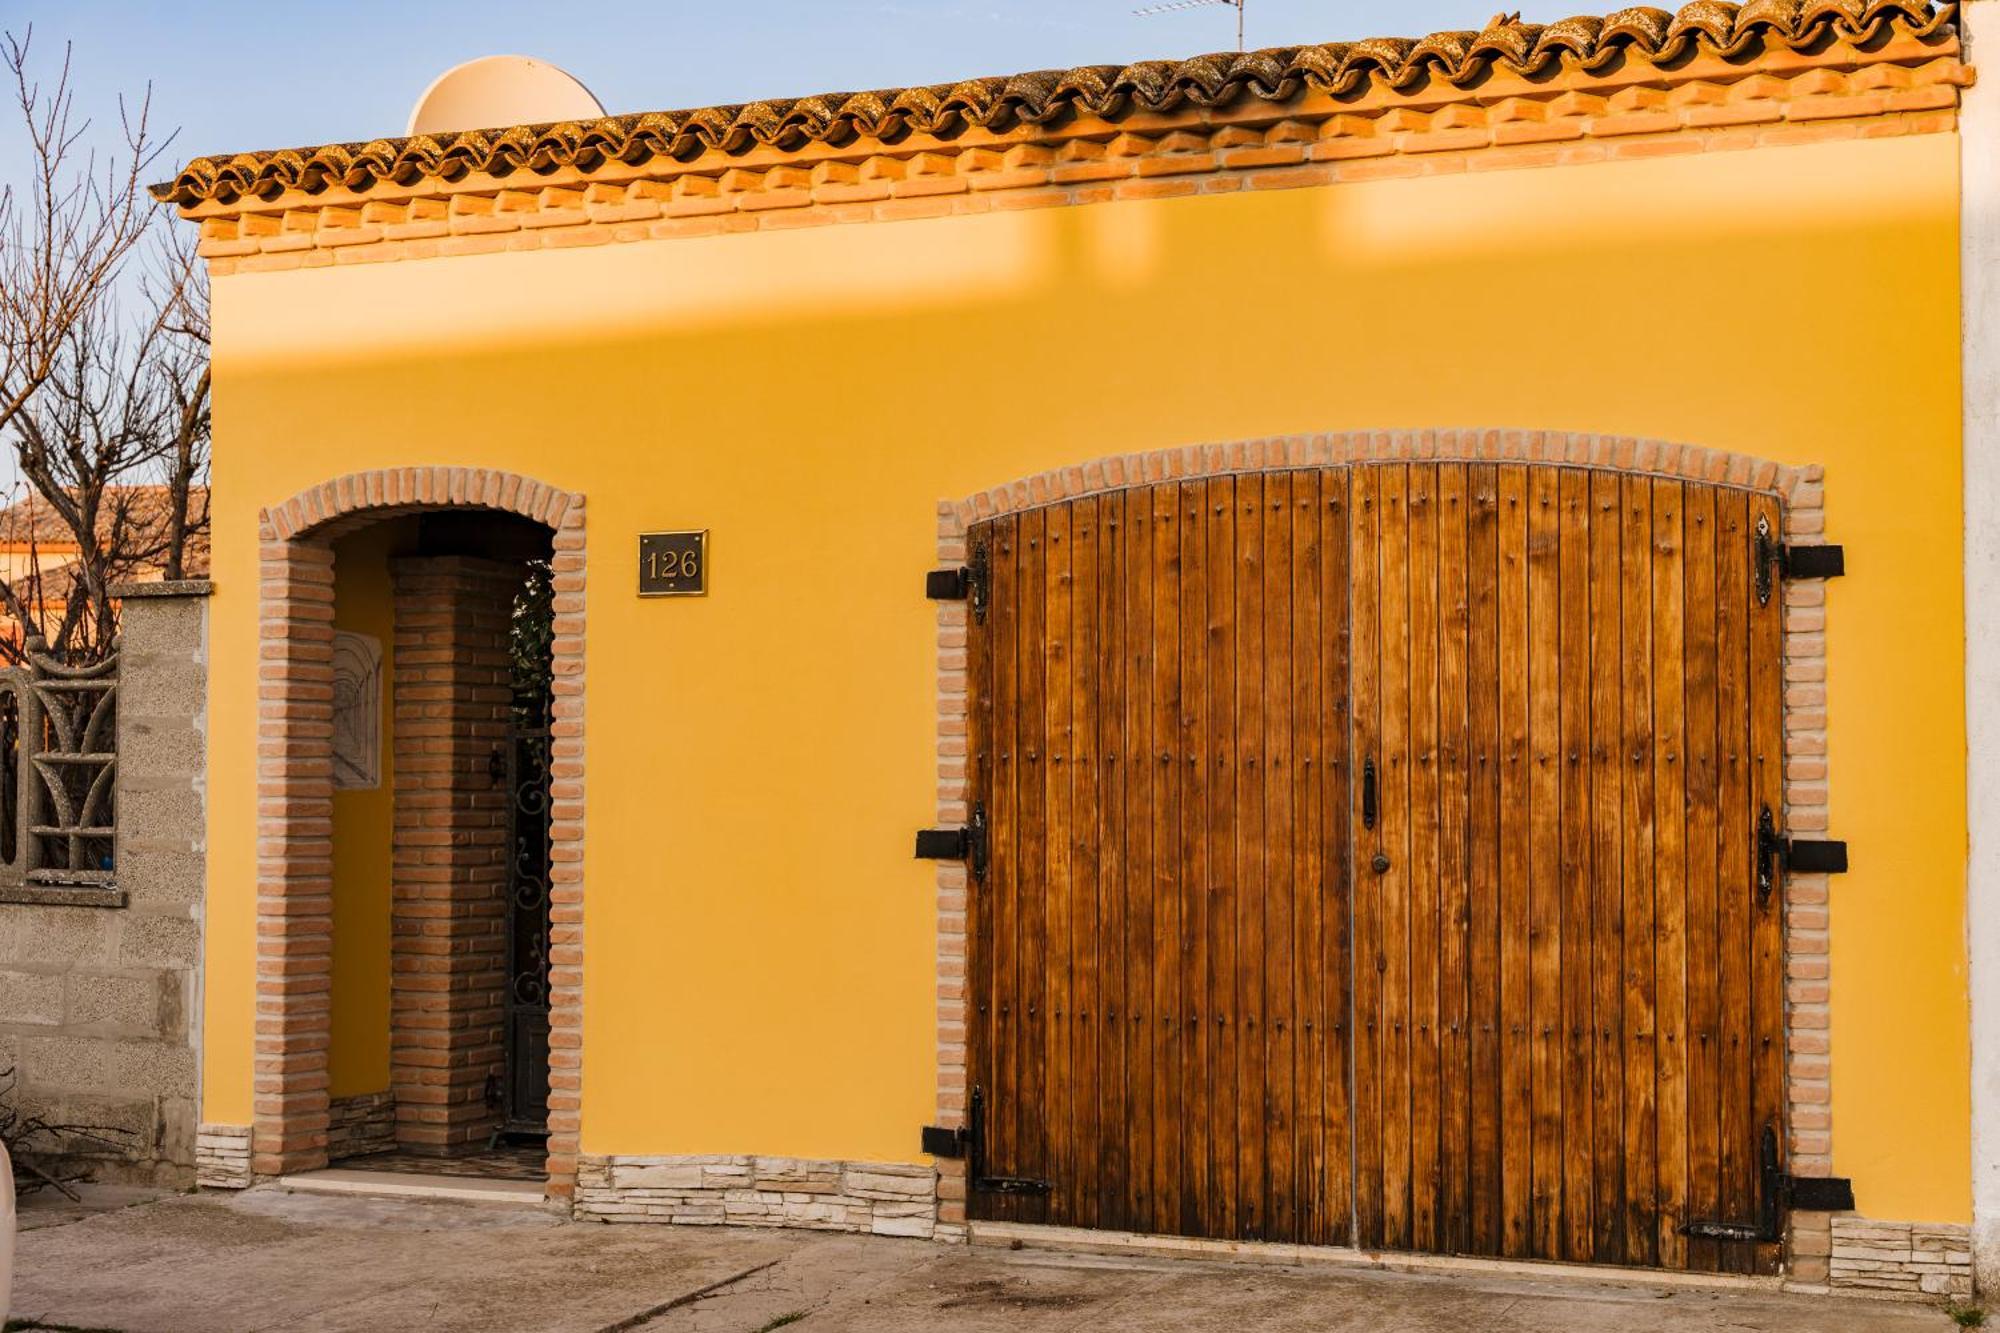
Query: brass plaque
638 530 708 597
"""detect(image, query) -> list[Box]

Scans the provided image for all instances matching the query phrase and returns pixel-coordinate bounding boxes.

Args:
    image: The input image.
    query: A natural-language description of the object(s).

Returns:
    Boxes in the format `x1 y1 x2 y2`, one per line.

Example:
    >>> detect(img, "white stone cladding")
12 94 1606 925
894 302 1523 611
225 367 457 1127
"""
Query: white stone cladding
1829 1218 1972 1299
574 1155 942 1238
194 1123 251 1189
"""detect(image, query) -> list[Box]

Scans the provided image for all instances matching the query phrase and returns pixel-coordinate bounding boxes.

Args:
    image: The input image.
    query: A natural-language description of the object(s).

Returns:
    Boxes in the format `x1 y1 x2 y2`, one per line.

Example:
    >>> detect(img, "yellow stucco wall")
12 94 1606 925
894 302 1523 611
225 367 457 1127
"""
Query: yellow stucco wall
198 134 1969 1222
327 522 405 1099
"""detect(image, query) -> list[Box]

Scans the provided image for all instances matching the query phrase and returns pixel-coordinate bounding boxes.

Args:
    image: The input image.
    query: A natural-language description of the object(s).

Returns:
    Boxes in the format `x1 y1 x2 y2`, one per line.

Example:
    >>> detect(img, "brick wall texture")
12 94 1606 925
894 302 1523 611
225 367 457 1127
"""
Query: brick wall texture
389 556 518 1154
0 587 210 1187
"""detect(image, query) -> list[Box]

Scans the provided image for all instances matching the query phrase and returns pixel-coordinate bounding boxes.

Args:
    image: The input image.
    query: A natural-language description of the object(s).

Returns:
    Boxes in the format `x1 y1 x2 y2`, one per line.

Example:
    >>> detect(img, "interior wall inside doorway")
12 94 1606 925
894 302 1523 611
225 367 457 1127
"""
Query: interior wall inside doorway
330 519 415 1105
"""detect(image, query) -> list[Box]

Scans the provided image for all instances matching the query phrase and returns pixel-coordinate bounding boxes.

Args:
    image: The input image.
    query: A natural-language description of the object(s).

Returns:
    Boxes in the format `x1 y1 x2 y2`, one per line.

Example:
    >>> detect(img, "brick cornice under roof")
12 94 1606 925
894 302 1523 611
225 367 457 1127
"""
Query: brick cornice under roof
153 0 1957 211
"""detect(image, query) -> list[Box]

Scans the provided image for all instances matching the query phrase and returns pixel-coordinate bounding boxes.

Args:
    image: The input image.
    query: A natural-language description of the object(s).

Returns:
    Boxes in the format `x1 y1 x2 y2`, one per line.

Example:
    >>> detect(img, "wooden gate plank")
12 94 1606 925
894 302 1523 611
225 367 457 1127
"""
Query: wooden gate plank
1069 496 1103 1233
1321 469 1356 1249
1350 465 1385 1248
1434 462 1473 1256
1557 468 1595 1263
1179 480 1211 1239
1650 480 1690 1268
968 517 1002 1222
1263 478 1299 1240
1680 483 1722 1273
1496 464 1533 1259
1289 470 1327 1245
1618 475 1658 1269
1204 475 1240 1240
986 515 1022 1220
1747 492 1787 1278
1465 464 1504 1256
1587 469 1627 1265
1713 489 1753 1276
1044 501 1076 1226
1121 486 1155 1234
1378 463 1415 1252
1407 464 1444 1255
1015 505 1051 1224
1147 484 1181 1236
1235 473 1269 1239
1092 497 1126 1232
1526 464 1563 1260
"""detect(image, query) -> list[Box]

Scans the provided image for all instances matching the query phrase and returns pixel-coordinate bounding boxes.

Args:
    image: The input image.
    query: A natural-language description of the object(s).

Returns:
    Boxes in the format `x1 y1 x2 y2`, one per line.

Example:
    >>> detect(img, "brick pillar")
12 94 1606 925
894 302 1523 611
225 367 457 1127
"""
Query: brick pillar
389 556 519 1154
254 536 337 1178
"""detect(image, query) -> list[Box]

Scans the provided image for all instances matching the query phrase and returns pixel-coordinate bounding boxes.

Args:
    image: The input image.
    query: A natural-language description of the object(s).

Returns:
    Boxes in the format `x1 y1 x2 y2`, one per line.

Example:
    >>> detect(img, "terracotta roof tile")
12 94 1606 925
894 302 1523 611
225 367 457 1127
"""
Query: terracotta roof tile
0 487 210 577
152 0 1955 208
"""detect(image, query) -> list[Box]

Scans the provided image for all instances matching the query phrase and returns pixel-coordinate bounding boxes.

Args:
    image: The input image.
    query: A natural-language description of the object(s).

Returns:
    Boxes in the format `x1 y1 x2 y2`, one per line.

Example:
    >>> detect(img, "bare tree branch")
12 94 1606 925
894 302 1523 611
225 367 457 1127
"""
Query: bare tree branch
0 28 206 665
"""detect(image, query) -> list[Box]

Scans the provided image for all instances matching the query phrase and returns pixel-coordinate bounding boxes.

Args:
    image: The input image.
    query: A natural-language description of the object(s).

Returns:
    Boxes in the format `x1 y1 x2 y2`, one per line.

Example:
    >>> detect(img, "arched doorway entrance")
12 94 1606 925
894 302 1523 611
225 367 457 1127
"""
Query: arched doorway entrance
253 469 585 1201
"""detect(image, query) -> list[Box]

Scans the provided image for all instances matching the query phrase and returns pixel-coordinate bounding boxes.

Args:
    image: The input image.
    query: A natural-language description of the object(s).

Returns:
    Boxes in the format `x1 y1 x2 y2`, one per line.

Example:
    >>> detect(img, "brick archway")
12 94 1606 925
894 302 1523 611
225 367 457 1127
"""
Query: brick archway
255 467 586 1200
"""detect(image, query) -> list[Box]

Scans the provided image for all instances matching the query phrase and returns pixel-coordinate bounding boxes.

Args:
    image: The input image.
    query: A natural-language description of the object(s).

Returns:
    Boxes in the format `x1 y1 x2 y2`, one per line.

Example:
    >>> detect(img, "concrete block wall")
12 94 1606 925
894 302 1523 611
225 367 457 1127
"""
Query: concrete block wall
0 581 210 1187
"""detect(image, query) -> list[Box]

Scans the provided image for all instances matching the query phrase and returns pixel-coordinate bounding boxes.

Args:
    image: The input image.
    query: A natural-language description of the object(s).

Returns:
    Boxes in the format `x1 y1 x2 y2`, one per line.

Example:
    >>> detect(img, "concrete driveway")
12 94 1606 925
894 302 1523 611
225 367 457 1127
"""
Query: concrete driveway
7 1186 1963 1333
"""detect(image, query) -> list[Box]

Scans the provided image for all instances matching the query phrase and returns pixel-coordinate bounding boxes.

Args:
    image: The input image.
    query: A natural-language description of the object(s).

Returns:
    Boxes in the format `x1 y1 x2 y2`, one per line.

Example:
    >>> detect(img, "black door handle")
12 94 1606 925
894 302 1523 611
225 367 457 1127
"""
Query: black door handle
1362 756 1377 831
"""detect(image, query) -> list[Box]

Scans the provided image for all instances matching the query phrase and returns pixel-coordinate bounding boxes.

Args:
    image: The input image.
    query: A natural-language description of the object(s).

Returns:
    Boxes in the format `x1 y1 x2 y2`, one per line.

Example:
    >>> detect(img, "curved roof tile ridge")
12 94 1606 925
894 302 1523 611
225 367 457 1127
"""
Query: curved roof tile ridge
152 0 1957 207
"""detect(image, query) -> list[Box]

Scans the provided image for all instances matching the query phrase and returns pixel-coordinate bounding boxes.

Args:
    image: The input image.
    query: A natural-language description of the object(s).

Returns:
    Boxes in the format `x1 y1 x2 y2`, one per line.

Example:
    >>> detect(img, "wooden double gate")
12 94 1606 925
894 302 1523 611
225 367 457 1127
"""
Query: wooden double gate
963 462 1789 1274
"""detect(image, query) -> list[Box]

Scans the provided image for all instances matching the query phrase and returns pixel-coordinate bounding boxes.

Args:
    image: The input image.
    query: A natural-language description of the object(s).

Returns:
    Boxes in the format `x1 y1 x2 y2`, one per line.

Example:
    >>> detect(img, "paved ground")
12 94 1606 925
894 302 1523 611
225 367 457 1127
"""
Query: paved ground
6 1186 1967 1333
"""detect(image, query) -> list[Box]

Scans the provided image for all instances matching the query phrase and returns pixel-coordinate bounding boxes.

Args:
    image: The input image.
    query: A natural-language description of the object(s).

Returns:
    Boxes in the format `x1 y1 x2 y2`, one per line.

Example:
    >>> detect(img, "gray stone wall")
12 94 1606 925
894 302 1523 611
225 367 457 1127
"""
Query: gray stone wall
0 581 209 1187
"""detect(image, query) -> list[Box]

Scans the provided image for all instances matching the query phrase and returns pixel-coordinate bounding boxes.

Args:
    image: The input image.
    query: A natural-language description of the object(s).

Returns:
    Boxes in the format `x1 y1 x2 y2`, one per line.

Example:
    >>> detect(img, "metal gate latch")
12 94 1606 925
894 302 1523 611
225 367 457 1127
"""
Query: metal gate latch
915 802 987 882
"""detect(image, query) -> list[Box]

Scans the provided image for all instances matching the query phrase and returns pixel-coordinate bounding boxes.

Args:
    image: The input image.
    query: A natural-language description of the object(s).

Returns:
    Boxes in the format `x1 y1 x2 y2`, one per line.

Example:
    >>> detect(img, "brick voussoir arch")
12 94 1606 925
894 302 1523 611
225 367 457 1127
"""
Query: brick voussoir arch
951 429 1819 528
926 427 1830 1241
249 465 586 1202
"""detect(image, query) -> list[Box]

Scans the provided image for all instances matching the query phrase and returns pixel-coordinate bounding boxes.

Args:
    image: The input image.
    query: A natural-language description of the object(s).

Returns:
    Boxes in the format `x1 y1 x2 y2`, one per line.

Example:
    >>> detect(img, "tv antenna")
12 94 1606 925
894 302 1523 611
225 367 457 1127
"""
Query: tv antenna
1133 0 1246 52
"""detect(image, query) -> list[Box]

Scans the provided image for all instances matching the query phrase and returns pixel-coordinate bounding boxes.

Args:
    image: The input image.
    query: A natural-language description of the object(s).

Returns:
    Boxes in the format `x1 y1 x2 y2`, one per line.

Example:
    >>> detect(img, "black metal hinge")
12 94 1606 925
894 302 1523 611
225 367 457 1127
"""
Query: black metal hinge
926 539 990 622
1683 1125 1854 1243
1757 805 1848 907
921 1123 968 1159
915 802 987 882
1755 515 1845 606
964 1085 1053 1196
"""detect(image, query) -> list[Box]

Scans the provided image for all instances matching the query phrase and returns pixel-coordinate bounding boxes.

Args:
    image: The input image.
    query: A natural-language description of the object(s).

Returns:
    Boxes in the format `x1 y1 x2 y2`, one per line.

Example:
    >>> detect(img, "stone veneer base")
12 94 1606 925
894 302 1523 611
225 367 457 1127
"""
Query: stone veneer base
575 1155 956 1240
195 1123 252 1189
327 1092 398 1162
1827 1217 1972 1299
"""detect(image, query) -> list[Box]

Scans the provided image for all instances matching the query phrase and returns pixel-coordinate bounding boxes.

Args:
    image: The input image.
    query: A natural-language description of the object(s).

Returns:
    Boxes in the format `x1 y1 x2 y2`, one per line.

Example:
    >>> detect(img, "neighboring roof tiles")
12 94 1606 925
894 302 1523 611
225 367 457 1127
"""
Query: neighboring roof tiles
152 0 1957 208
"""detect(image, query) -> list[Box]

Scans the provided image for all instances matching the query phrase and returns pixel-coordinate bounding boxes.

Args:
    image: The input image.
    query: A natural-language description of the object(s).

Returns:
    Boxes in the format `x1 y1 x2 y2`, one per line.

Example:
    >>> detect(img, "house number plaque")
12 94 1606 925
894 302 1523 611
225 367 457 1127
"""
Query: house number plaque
638 531 708 597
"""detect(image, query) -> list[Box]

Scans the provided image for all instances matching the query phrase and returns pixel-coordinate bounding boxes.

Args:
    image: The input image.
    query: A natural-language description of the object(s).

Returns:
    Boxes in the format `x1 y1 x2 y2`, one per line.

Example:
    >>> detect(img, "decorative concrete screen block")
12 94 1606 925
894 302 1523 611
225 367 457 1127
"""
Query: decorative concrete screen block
330 631 383 790
195 1124 252 1189
575 1155 938 1238
1829 1218 1972 1299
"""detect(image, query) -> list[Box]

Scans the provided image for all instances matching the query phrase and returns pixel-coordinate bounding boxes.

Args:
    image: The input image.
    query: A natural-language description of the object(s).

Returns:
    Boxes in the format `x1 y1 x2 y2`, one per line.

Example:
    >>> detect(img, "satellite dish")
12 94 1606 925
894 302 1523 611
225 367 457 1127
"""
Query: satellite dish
407 55 605 136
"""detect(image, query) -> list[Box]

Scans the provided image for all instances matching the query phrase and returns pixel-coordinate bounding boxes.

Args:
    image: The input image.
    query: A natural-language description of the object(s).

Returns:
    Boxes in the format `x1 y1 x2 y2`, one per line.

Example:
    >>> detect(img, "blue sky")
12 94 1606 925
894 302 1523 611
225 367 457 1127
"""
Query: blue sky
1 1 1498 174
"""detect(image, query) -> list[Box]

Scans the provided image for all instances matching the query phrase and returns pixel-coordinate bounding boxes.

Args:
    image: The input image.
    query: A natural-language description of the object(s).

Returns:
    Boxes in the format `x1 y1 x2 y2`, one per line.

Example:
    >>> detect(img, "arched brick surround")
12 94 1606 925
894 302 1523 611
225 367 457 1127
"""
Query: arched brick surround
928 429 1833 1267
253 467 586 1200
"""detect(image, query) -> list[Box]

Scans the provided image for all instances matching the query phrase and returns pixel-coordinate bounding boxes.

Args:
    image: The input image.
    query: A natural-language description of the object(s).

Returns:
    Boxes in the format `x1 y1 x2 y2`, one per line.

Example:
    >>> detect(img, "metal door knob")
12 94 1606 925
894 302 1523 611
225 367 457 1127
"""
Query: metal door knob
1371 853 1391 875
